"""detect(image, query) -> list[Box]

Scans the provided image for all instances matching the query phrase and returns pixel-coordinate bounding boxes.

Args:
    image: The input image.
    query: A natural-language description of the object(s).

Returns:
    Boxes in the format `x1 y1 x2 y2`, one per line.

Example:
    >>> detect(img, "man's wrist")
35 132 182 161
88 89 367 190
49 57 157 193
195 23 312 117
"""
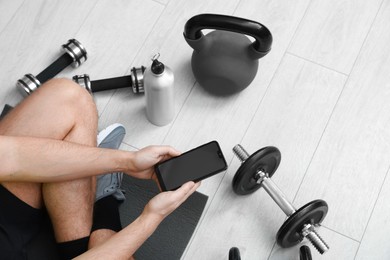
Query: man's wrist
139 211 163 231
113 150 135 172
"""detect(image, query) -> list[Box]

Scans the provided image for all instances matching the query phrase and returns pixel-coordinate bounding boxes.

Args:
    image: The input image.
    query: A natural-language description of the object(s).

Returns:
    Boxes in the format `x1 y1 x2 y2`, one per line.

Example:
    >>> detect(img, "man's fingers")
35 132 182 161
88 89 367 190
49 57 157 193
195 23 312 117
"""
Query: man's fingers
177 181 195 195
165 146 181 157
179 181 201 206
174 181 201 205
154 145 181 158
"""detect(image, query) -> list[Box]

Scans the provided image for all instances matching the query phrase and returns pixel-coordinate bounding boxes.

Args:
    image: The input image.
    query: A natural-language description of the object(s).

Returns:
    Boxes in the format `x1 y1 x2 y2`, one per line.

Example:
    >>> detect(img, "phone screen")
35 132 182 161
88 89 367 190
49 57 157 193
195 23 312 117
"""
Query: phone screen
155 141 227 191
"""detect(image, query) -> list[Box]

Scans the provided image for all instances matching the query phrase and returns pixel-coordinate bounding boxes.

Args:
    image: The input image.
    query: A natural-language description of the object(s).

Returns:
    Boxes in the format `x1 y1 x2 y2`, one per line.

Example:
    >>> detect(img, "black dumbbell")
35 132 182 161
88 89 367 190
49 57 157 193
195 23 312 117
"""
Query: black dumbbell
17 39 87 96
229 247 241 260
72 66 145 94
227 245 311 259
232 144 329 254
300 245 312 260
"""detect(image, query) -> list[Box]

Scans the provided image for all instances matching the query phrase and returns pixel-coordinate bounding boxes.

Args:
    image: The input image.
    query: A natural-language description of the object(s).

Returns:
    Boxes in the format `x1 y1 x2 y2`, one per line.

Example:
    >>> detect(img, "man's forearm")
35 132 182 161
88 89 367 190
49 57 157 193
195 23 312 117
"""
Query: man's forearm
0 135 131 182
75 212 162 259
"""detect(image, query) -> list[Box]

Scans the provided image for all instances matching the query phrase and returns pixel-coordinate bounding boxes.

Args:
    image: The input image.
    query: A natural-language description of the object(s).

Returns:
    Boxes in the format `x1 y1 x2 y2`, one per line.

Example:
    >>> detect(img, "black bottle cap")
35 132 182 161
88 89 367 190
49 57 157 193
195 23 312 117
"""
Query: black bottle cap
151 59 165 74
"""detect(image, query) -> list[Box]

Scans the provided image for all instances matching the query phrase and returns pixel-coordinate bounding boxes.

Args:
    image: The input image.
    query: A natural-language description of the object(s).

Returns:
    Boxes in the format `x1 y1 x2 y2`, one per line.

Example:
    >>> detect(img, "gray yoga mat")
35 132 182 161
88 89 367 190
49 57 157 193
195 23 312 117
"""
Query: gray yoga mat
120 175 208 260
26 176 208 259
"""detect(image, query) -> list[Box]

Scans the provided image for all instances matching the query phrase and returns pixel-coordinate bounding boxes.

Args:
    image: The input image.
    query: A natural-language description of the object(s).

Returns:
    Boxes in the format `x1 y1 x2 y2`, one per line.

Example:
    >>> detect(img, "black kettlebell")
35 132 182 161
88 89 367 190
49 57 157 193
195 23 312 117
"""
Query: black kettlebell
184 14 272 96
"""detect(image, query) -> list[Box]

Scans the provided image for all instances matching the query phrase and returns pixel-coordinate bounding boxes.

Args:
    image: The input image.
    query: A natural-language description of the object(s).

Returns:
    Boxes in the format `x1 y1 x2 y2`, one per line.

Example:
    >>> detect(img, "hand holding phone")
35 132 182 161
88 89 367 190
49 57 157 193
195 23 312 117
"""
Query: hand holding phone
144 181 201 220
154 141 227 191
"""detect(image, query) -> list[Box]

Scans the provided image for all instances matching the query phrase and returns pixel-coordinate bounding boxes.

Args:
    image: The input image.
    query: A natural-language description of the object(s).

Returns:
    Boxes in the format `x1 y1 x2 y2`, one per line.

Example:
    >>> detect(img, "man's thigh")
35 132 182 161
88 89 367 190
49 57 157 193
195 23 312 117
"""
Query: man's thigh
0 79 97 244
0 79 96 209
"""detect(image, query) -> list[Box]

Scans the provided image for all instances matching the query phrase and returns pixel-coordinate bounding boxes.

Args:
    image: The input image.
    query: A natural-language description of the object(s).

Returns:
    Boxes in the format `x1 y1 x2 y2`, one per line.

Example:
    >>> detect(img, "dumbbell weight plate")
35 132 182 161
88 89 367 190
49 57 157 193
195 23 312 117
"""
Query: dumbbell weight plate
299 245 312 260
229 247 241 260
276 199 328 248
232 146 281 195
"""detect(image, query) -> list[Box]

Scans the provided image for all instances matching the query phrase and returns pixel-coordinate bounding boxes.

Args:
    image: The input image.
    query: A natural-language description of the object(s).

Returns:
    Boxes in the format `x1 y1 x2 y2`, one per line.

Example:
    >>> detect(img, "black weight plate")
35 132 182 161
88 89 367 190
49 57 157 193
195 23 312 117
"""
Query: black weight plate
276 200 328 248
229 247 241 260
232 146 281 195
299 245 312 260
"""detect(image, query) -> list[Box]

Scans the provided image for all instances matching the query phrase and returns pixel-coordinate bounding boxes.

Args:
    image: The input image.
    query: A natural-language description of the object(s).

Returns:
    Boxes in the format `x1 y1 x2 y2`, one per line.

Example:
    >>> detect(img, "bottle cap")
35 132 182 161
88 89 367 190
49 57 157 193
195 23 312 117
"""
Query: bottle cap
151 53 165 75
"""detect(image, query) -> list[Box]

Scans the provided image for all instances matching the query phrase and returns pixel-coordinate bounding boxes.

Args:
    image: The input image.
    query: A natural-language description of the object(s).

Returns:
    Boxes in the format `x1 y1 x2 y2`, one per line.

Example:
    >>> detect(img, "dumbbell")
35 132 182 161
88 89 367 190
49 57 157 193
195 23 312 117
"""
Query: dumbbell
229 247 241 260
300 245 312 260
232 144 329 254
227 246 311 259
17 39 87 96
72 66 145 94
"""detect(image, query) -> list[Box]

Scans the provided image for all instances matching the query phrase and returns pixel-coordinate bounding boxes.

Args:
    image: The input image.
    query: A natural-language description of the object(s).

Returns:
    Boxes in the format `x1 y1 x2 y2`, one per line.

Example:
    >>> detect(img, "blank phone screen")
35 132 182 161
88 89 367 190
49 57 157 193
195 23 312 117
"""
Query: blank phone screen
156 141 227 191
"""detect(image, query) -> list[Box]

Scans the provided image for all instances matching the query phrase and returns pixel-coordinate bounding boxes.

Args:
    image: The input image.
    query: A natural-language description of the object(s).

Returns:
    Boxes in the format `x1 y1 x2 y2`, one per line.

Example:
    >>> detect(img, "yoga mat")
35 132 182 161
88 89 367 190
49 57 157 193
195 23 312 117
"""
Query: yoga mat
0 104 13 120
26 176 208 259
121 175 208 260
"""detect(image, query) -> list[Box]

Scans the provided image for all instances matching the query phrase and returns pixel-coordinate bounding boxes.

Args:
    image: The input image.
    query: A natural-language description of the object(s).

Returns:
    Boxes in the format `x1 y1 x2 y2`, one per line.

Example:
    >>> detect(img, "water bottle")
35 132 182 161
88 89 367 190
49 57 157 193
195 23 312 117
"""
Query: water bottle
144 54 175 126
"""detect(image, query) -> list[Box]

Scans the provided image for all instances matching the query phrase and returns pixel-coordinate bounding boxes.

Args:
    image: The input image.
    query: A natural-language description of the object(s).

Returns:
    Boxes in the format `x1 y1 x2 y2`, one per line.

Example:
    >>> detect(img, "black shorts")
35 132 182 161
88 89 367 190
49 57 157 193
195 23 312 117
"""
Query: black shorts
0 184 43 259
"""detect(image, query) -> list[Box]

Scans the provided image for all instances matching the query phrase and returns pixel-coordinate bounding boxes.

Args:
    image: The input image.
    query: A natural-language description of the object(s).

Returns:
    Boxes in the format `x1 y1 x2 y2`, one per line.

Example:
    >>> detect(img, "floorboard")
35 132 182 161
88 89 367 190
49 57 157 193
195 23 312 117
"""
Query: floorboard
0 0 23 34
288 0 383 74
355 168 390 260
294 0 390 242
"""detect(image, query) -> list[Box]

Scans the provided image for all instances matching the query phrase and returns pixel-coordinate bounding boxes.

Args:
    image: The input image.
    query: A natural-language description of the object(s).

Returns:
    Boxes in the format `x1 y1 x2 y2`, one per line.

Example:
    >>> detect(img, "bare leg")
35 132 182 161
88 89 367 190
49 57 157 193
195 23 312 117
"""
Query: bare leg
0 78 97 242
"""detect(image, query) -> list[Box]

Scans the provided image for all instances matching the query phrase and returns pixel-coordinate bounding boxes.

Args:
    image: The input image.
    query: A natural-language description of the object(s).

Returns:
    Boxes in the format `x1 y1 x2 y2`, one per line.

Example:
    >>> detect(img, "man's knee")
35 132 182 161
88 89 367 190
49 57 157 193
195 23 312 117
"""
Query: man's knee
37 78 93 104
36 78 97 117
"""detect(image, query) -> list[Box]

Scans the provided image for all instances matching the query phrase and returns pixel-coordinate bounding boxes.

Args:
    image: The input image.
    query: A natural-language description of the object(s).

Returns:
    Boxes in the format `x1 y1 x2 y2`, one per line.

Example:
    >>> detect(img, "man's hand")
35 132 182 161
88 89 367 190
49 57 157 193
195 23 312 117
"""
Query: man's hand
126 145 181 181
142 181 201 221
75 181 201 260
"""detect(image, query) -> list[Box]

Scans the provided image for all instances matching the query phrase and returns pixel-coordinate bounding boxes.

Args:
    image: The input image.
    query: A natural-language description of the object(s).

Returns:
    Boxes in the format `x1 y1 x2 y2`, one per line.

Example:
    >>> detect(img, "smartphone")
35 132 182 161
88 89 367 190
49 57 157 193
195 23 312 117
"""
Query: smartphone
155 141 228 191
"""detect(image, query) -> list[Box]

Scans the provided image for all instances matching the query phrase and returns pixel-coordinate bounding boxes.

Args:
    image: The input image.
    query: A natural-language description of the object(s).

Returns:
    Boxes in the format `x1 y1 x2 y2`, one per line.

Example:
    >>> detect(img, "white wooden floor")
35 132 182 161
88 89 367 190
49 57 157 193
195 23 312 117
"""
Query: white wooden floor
1 0 389 259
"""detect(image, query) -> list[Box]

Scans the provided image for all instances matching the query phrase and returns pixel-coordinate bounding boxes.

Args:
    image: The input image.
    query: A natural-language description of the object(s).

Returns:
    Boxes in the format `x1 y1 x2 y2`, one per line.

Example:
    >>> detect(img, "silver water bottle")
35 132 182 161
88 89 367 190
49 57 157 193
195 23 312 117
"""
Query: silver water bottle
144 54 175 126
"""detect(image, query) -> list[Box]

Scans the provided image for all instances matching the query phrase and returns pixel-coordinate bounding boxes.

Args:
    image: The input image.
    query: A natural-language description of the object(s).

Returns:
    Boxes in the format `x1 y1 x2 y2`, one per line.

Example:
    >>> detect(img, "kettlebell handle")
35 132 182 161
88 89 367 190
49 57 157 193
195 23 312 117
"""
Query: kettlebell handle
184 14 272 56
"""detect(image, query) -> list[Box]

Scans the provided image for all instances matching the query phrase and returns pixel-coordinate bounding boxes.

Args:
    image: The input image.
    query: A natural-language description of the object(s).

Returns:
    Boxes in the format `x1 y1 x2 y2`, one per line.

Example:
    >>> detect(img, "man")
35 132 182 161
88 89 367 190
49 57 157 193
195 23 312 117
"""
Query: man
0 78 200 259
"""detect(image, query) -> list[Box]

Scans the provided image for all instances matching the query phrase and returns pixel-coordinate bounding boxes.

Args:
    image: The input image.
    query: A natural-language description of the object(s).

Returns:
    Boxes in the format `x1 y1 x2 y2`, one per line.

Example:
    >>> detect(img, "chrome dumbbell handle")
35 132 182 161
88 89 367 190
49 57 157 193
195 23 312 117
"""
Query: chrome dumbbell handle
17 39 87 96
73 66 145 94
256 170 297 216
233 144 329 254
233 144 296 216
301 224 329 254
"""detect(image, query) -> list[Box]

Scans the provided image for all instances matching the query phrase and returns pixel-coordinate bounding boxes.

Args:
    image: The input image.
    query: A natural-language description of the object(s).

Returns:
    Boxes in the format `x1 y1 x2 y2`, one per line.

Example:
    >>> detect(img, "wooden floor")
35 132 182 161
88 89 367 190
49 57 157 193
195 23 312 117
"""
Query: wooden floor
1 0 389 259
